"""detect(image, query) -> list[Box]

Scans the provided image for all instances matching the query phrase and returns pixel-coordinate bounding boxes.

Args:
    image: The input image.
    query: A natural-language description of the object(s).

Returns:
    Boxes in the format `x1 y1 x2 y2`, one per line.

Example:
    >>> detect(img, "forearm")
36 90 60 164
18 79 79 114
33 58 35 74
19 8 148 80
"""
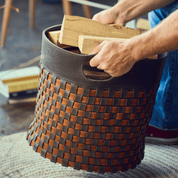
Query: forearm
91 1 178 77
112 0 176 23
131 10 178 60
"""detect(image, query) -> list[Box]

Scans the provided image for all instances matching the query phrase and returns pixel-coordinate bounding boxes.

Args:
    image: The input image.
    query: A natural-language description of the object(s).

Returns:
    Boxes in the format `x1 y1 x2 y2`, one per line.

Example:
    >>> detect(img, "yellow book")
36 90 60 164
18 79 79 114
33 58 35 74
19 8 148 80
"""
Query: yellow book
0 66 39 98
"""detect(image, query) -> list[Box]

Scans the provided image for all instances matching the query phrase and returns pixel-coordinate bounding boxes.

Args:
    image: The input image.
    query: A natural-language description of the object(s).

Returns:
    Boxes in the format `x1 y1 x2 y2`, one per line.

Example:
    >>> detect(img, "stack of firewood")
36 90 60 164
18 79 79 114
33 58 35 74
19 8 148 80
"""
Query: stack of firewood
48 15 157 80
48 15 140 55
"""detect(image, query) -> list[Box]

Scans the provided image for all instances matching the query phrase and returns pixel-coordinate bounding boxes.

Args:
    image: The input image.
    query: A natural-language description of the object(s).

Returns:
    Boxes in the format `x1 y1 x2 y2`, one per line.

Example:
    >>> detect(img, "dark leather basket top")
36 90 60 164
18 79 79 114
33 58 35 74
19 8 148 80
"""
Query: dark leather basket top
27 25 167 173
41 25 167 91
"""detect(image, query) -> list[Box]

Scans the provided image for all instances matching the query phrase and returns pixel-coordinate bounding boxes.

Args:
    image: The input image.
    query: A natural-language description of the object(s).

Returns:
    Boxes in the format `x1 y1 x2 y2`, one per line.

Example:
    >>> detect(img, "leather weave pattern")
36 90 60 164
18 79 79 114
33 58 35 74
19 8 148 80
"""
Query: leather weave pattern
27 63 156 173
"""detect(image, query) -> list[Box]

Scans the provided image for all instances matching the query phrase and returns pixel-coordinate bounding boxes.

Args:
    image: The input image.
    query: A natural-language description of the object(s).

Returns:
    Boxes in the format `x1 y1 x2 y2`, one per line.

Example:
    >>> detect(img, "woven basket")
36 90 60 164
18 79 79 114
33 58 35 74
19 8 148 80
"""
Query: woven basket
26 25 167 173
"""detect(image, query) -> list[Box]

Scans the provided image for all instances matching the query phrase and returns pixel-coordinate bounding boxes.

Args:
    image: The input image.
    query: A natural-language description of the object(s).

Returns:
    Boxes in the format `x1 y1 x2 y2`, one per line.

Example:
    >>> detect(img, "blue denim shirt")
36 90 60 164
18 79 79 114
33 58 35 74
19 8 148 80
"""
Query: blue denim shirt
148 1 178 130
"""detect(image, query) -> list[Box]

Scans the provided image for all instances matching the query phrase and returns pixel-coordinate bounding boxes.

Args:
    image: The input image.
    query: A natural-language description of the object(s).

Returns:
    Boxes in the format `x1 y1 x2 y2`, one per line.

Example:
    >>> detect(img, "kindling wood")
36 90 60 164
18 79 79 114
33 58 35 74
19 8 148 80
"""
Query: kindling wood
78 35 158 59
48 30 71 49
47 17 157 60
78 35 124 54
59 15 140 47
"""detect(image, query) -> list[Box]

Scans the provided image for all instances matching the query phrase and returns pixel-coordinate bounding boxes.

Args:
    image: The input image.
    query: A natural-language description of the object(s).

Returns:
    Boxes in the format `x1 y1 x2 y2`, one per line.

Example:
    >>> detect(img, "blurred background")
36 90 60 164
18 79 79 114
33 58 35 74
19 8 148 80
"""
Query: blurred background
0 0 148 136
0 0 119 71
0 0 120 136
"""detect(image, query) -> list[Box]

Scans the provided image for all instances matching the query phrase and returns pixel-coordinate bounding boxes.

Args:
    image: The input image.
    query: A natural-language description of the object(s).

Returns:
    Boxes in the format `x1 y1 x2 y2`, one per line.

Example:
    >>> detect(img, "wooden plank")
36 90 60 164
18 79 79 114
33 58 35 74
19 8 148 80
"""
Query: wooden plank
47 24 123 46
48 30 60 45
59 15 140 47
145 54 158 59
78 35 124 54
48 30 81 54
79 35 158 59
83 70 111 80
136 18 150 30
48 30 74 48
108 24 140 36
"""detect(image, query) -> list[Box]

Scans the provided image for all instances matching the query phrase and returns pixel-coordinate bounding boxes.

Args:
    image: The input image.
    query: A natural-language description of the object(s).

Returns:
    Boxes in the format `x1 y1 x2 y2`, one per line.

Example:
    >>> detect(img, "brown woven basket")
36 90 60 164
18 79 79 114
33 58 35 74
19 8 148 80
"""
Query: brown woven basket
26 25 167 173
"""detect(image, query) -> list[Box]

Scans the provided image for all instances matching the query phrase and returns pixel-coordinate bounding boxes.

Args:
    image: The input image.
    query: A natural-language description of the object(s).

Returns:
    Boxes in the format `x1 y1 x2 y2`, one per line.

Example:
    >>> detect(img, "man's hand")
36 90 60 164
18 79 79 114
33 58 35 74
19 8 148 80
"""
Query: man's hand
92 8 125 25
90 0 178 78
92 0 175 26
89 39 140 77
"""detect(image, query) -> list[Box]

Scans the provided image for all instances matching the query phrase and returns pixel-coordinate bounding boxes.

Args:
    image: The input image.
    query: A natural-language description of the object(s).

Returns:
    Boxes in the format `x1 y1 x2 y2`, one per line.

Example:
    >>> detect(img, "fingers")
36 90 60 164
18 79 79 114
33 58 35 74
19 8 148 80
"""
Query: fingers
88 37 138 78
92 11 105 23
115 19 125 26
89 40 134 77
89 42 105 67
90 41 104 55
92 14 99 21
104 70 115 77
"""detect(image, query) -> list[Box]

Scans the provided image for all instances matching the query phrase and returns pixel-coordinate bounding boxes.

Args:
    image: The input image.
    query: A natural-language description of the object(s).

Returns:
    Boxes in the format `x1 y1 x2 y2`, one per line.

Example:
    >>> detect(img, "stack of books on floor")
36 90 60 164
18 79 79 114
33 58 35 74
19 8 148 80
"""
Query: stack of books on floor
0 66 39 104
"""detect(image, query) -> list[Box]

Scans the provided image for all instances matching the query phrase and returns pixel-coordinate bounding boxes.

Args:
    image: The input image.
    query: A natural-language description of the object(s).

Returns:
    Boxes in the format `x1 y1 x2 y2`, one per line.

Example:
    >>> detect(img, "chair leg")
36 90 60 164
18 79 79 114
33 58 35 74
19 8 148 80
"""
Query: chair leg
29 0 36 30
82 0 92 19
1 0 13 47
62 0 72 15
